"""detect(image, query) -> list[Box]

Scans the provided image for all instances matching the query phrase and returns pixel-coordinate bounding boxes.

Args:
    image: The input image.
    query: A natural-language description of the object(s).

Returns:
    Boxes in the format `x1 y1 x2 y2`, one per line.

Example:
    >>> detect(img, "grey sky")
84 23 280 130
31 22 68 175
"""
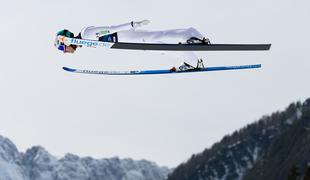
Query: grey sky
0 0 309 167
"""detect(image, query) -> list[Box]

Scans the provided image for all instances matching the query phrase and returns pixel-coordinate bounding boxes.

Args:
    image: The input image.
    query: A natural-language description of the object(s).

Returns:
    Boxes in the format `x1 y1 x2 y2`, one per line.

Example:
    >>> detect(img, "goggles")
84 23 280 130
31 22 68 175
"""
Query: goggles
54 35 77 52
54 36 66 52
57 44 66 52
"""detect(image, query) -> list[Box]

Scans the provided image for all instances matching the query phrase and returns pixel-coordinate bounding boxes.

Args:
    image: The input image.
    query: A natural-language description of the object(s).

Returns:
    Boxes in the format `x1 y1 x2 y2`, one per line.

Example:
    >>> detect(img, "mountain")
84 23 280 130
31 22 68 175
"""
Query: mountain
168 98 310 180
2 99 310 180
0 136 170 180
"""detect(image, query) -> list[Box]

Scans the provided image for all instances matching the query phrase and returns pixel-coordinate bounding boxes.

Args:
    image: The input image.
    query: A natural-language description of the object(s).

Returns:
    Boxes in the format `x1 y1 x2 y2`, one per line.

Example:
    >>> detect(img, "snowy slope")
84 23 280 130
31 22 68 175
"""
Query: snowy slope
168 98 310 180
0 136 170 180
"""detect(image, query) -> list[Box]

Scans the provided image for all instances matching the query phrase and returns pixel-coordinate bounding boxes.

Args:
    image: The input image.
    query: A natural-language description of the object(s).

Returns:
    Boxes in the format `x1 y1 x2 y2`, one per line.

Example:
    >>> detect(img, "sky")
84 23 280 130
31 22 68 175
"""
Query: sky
0 0 309 168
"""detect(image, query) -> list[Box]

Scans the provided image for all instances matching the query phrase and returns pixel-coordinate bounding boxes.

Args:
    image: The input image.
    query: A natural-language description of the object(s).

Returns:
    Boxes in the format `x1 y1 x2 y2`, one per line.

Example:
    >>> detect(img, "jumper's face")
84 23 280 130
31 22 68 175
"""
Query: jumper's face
64 45 76 53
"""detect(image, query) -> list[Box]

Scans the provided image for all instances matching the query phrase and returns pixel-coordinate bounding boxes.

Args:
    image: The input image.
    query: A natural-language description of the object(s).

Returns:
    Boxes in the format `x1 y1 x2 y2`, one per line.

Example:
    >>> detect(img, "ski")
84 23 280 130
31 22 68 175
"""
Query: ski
58 36 271 51
63 64 261 76
111 43 271 51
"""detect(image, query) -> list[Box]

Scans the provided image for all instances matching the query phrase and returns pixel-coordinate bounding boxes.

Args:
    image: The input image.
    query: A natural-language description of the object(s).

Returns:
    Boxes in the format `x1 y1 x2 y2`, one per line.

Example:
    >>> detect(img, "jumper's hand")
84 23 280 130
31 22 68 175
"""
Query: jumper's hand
132 20 150 28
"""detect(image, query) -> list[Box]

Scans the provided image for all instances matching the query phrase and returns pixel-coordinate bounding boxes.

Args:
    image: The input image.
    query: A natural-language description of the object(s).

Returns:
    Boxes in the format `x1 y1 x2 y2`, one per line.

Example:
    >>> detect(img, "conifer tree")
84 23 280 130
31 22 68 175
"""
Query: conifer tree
287 165 299 180
304 166 310 180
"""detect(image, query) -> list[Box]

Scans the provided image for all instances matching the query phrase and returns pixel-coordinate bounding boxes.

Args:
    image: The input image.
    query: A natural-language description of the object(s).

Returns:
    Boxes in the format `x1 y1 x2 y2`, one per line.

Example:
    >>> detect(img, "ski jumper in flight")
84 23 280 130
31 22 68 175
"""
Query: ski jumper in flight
55 20 210 71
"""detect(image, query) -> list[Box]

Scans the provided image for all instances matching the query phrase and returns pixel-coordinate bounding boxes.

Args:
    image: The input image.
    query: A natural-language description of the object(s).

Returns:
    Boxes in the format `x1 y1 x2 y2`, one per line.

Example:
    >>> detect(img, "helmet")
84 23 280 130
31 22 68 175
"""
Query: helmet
57 29 74 38
54 29 75 52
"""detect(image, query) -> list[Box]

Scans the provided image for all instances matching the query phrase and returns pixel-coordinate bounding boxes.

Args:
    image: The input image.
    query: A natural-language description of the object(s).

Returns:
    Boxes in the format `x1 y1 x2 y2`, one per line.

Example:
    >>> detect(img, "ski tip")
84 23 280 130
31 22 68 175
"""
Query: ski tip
63 67 76 72
255 64 262 68
248 64 261 69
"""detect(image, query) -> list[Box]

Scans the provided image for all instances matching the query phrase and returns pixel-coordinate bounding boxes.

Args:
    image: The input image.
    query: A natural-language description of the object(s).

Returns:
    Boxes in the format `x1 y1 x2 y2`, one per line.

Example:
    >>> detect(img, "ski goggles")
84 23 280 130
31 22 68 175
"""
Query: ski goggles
57 44 66 52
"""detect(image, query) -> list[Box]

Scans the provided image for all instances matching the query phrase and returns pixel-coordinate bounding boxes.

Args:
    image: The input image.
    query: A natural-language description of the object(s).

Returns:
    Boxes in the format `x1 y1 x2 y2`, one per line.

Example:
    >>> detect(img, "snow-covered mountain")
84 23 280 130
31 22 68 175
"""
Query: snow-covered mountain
0 136 170 180
168 98 310 180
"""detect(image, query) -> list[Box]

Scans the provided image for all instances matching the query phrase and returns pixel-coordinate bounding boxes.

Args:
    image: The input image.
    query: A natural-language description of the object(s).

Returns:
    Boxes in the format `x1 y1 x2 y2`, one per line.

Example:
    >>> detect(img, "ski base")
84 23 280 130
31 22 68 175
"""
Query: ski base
63 64 261 75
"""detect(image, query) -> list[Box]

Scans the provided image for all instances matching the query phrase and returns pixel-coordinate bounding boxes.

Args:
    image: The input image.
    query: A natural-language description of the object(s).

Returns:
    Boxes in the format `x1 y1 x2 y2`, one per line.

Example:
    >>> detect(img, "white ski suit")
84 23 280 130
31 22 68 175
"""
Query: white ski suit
80 22 205 67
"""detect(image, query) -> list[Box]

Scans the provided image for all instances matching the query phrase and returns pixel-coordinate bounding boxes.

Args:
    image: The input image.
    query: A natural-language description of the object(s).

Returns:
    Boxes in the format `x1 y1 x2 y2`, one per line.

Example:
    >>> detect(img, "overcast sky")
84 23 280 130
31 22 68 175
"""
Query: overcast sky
0 0 309 167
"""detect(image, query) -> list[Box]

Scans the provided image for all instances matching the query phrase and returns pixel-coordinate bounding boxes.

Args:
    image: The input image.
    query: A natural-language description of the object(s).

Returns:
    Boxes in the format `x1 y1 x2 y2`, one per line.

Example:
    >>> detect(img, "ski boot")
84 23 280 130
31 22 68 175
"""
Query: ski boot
196 59 205 69
186 37 211 44
177 62 196 71
170 62 194 72
201 37 211 44
170 59 205 72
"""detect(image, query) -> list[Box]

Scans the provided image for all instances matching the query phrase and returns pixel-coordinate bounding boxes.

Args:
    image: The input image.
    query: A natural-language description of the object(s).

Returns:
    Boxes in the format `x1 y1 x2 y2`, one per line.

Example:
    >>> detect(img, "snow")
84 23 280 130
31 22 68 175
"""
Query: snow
242 156 252 169
211 169 218 179
285 108 303 125
296 109 303 119
0 136 21 163
0 136 170 180
125 170 144 180
252 146 259 162
225 146 259 180
262 129 266 135
220 163 229 180
0 160 26 180
285 118 294 125
227 141 242 149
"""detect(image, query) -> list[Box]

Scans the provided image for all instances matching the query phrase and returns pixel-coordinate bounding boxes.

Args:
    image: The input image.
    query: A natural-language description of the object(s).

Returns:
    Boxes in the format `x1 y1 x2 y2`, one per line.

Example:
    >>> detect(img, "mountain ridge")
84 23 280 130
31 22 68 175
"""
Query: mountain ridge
0 136 170 180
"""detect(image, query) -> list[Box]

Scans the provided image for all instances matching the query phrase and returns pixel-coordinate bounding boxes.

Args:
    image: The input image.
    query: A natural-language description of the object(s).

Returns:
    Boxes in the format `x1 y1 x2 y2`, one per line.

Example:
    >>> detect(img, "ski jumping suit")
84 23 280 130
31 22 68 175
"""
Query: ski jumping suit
80 22 204 67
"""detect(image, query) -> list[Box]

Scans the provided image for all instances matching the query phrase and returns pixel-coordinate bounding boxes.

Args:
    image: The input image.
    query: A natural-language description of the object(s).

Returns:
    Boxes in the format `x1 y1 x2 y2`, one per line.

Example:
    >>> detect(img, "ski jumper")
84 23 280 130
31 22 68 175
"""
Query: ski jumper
80 22 205 67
